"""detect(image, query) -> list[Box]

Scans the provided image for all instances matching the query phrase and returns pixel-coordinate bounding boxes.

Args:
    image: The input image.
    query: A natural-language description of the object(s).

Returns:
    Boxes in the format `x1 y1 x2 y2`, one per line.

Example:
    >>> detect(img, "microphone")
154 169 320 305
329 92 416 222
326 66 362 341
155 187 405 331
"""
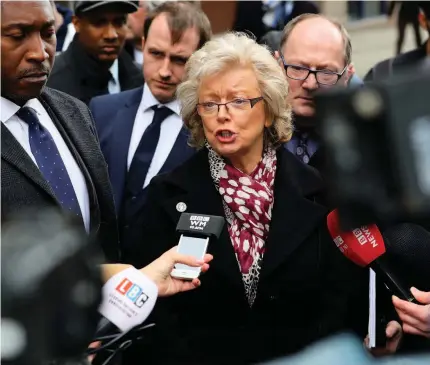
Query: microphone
381 223 430 292
176 212 225 238
326 210 417 302
96 267 158 337
96 212 225 338
172 213 225 279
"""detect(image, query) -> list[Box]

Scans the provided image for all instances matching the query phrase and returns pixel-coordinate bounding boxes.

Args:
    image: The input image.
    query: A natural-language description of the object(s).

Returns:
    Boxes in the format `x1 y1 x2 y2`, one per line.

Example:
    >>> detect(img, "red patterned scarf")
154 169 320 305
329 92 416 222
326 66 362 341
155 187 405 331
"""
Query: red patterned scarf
208 145 277 304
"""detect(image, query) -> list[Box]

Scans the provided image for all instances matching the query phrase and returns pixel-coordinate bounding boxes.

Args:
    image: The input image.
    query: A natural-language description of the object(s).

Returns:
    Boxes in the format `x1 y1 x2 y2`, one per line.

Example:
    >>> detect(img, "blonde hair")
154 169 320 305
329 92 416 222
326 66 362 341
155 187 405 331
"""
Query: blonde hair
280 13 352 66
177 31 293 149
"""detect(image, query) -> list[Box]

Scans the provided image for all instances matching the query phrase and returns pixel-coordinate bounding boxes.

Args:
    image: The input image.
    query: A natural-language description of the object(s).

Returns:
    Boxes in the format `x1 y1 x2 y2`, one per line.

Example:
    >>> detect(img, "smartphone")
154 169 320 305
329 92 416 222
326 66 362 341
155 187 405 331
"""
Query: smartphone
170 235 209 280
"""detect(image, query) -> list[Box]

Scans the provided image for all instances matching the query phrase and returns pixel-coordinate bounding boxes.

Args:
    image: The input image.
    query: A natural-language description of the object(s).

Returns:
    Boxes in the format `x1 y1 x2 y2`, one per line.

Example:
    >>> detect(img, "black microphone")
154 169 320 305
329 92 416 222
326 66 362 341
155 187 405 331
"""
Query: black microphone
176 213 225 238
171 213 225 279
381 223 430 293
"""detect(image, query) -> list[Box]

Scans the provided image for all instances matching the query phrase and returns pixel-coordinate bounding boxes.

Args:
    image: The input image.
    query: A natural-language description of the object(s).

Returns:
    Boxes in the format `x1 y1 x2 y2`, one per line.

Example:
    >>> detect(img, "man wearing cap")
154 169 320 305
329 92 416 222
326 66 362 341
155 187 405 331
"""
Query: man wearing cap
47 0 144 105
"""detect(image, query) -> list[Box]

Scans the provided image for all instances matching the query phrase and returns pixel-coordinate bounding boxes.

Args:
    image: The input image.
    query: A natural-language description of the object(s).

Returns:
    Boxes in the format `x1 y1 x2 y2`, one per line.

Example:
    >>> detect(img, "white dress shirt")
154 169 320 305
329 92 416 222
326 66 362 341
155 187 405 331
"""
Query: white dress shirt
108 59 121 95
61 22 75 52
127 84 183 188
134 48 144 65
1 97 91 232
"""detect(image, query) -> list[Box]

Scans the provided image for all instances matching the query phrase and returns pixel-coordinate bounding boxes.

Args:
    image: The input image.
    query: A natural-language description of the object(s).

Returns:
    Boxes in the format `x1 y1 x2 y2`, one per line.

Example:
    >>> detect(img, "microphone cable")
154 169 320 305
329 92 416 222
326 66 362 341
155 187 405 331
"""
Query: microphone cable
83 323 156 359
84 323 156 355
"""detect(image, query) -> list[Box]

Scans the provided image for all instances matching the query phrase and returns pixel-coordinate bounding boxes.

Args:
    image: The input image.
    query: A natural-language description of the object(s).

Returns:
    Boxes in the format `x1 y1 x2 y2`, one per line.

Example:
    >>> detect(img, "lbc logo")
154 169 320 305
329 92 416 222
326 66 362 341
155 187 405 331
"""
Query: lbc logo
115 278 149 308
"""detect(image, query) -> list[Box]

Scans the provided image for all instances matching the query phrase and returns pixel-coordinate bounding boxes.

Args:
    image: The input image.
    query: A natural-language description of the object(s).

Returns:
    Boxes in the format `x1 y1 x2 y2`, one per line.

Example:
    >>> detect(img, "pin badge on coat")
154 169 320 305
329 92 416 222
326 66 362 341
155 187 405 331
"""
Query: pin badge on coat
176 202 187 212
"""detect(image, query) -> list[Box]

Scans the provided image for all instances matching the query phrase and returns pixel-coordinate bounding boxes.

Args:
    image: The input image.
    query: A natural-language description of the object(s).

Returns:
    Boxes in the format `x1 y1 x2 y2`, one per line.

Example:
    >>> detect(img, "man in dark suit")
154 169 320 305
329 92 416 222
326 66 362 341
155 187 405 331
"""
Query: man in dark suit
278 14 355 171
1 0 119 262
89 2 212 253
47 1 144 105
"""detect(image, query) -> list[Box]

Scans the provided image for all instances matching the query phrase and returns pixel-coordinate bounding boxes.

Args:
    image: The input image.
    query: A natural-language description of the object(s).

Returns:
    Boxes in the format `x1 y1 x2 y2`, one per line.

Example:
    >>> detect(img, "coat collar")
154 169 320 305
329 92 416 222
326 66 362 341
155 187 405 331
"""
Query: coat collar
65 36 143 90
158 147 328 288
1 89 102 235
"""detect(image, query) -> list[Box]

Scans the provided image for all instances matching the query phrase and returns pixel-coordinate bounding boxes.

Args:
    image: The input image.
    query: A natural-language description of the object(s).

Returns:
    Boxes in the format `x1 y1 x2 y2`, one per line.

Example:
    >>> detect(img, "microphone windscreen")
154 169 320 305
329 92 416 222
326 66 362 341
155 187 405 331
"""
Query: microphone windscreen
98 267 158 333
382 223 430 291
327 210 386 266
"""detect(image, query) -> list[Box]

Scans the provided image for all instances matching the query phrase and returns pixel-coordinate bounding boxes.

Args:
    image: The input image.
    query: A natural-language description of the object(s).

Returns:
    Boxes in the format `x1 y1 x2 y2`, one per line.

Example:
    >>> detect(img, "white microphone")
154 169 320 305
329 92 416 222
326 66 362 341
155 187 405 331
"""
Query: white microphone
96 267 158 335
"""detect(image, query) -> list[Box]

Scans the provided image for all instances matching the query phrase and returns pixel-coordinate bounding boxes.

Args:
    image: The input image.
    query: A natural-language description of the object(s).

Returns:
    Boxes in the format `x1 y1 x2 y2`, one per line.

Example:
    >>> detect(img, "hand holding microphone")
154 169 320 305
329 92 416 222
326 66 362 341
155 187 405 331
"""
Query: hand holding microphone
140 245 213 297
100 247 213 295
90 245 213 363
393 288 430 339
326 210 405 354
97 246 213 334
326 210 418 302
327 211 430 351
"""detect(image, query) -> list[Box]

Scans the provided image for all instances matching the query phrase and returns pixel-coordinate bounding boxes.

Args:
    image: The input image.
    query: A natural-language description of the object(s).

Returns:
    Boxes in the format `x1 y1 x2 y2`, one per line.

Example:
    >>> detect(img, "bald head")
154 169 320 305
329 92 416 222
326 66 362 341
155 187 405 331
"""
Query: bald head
280 14 351 66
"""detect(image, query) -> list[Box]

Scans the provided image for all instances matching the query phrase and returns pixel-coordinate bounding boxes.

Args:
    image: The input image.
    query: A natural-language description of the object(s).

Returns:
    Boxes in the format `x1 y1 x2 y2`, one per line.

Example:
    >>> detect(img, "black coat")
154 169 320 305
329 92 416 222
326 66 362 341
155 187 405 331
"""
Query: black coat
364 43 427 82
47 37 144 105
1 88 119 262
122 147 367 364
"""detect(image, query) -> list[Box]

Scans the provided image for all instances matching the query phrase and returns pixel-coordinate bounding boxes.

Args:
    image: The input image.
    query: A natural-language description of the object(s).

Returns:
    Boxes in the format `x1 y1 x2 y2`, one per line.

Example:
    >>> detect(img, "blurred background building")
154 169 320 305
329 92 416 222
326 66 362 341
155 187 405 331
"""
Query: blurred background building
55 0 427 76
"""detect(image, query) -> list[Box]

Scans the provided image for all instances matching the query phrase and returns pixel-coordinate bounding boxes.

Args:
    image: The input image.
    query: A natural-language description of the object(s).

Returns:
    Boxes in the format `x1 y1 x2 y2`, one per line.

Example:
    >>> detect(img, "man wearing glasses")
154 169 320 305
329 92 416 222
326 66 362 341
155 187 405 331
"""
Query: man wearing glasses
278 14 354 167
277 14 405 357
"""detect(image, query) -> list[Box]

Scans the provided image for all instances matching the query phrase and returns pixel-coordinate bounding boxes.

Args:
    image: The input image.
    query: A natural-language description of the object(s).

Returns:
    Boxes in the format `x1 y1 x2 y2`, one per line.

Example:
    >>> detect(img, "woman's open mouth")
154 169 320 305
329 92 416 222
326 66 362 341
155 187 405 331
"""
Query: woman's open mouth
215 130 237 143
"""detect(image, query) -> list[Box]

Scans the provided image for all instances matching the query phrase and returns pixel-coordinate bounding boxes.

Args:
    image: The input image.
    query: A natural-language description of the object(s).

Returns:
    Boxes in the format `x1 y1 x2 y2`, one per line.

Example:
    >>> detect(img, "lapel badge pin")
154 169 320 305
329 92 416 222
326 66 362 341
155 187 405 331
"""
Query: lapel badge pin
176 202 187 213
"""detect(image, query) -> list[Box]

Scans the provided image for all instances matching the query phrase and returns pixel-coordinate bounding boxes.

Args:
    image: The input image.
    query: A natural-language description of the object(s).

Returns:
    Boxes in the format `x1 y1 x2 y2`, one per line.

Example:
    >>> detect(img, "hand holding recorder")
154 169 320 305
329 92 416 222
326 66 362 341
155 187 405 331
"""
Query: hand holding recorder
170 213 224 280
94 245 213 345
141 245 213 297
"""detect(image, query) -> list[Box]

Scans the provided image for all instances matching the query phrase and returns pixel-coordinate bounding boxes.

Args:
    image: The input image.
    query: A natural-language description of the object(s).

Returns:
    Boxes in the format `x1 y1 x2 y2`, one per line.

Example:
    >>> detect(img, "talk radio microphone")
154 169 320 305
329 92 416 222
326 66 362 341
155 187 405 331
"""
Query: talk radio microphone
326 210 417 303
96 267 158 337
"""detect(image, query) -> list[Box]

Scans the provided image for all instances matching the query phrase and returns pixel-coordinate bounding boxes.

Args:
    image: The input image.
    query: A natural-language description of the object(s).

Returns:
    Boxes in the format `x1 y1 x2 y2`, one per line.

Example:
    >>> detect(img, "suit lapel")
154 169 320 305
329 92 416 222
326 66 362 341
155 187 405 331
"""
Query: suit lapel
108 88 141 210
159 150 245 290
1 123 58 202
158 127 195 175
260 149 328 280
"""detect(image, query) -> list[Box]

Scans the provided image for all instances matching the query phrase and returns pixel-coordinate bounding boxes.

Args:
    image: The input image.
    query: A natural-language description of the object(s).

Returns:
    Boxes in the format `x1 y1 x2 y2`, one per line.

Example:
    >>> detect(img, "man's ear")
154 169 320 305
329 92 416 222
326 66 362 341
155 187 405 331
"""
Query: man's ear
274 50 280 61
72 15 80 33
345 63 355 84
418 10 427 30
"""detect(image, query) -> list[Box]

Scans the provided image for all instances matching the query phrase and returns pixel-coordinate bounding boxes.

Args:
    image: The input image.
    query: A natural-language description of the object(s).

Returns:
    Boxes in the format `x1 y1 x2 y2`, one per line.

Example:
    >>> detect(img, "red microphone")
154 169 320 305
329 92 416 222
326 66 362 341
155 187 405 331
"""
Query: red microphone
327 210 416 302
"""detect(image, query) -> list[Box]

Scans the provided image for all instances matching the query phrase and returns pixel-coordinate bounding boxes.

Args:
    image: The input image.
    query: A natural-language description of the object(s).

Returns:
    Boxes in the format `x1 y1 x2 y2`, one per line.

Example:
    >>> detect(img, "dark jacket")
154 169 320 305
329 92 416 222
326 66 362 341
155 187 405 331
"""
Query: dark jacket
47 37 144 105
364 43 428 81
89 87 195 253
388 1 421 20
1 87 119 262
122 147 367 365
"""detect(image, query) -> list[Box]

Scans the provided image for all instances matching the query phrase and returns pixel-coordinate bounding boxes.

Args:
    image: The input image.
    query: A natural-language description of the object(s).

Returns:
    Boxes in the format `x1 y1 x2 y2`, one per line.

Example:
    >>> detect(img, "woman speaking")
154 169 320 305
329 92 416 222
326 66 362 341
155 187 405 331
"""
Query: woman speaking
123 32 364 364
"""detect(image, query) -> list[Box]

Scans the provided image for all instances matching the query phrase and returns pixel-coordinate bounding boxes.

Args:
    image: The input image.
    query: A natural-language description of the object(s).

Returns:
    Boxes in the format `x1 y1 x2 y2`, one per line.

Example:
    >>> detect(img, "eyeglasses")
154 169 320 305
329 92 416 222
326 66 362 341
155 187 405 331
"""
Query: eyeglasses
279 51 347 86
196 97 264 116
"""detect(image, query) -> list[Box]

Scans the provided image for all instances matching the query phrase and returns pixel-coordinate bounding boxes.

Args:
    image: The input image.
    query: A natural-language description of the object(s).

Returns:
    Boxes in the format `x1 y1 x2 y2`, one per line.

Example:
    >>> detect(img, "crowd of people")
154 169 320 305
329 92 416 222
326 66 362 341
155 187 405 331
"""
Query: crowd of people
1 0 429 364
